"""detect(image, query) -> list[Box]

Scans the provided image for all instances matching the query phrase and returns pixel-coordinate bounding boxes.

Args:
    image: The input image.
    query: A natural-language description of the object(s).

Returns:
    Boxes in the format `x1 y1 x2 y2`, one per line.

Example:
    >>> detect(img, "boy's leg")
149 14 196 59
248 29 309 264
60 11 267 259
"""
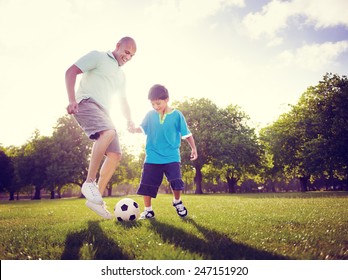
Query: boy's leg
172 189 188 217
137 163 163 219
139 195 155 219
165 163 188 217
173 190 181 201
143 195 152 207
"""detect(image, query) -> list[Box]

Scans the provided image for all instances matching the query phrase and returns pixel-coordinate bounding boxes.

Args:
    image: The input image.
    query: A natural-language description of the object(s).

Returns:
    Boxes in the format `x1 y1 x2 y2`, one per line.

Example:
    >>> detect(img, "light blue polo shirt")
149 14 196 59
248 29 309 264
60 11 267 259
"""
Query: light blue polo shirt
140 109 192 164
74 50 126 113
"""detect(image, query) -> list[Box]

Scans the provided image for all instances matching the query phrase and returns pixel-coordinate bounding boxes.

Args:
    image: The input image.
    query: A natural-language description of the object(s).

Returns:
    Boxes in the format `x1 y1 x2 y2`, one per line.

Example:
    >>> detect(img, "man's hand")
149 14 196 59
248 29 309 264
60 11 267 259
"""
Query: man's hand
127 120 135 133
67 101 79 114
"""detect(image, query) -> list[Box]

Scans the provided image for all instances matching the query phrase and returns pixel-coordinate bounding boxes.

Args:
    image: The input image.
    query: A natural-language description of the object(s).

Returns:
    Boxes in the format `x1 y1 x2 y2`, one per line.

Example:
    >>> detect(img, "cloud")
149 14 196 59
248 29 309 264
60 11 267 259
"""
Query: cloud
299 0 348 28
242 0 348 43
277 40 348 70
242 0 294 41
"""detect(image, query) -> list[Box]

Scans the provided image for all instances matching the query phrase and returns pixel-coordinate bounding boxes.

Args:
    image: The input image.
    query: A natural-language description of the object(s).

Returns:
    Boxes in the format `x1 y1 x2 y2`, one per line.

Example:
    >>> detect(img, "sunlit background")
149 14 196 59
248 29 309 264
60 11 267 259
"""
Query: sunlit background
1 0 347 148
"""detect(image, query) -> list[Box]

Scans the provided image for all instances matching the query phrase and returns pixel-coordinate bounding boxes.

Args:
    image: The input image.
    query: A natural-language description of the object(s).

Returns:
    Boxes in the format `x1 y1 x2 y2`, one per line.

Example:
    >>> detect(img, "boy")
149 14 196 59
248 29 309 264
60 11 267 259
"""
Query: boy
131 84 198 219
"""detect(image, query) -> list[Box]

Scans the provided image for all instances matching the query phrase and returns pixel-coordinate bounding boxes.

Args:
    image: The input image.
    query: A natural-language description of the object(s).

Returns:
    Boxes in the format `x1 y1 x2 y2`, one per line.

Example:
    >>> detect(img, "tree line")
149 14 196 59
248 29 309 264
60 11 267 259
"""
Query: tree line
0 73 347 200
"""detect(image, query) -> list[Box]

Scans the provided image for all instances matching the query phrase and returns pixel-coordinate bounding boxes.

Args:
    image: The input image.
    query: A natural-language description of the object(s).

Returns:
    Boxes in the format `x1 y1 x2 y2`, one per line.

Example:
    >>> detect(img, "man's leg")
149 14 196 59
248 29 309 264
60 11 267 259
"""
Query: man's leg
86 129 116 183
98 152 122 194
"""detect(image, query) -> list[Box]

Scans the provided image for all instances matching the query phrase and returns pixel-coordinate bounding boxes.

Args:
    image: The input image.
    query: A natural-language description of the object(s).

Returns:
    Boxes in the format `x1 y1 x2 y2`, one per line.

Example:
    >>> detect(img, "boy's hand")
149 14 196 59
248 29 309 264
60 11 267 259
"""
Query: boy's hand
190 149 198 161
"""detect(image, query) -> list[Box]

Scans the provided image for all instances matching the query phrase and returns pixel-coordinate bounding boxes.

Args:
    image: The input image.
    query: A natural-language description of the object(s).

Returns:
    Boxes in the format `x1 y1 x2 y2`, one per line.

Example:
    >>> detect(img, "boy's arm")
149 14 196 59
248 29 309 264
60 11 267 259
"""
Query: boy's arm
185 135 198 160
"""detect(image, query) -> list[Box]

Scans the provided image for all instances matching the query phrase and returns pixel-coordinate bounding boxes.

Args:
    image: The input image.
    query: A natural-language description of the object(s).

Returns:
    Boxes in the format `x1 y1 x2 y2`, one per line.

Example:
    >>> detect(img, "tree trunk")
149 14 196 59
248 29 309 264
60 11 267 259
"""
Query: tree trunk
107 185 112 197
9 191 15 201
57 186 62 199
50 190 55 199
226 169 239 193
226 176 238 193
32 186 41 200
194 167 203 194
299 176 308 192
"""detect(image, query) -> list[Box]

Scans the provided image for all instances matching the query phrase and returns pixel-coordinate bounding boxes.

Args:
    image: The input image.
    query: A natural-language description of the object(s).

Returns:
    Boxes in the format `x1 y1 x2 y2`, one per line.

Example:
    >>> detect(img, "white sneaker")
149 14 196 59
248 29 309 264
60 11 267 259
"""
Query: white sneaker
173 201 188 217
86 201 114 220
139 210 155 220
81 181 103 205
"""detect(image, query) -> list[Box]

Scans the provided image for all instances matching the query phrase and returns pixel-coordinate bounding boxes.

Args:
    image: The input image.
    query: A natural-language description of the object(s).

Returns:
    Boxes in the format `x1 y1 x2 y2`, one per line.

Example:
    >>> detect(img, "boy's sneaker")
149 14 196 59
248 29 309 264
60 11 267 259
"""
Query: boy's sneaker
86 201 114 220
81 180 103 205
139 210 155 220
173 201 188 217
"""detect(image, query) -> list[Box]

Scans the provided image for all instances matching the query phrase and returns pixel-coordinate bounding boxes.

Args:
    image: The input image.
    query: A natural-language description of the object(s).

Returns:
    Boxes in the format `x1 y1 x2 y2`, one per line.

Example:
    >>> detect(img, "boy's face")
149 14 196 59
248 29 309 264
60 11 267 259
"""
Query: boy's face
151 98 169 113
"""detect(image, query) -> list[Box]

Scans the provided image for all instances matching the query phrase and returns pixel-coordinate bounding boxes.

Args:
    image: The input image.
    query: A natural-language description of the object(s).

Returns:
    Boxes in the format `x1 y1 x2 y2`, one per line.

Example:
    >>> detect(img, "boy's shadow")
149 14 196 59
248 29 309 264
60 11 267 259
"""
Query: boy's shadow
149 217 287 260
61 221 129 260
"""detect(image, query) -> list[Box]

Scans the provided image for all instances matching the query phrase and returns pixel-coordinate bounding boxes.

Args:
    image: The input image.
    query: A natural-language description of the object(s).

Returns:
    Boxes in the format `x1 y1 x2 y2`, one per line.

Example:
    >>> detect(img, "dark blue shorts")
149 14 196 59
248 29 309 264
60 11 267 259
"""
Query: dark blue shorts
137 162 184 198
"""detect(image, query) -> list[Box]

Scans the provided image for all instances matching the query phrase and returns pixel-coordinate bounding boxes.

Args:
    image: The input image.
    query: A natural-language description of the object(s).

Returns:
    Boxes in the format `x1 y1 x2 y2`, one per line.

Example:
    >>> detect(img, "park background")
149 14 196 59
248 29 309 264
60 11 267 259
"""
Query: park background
1 0 348 199
0 0 347 262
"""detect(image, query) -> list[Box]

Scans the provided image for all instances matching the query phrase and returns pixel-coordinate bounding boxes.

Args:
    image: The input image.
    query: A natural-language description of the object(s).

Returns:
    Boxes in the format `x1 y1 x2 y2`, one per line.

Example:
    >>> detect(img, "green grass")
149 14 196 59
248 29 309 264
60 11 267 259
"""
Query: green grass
0 192 347 260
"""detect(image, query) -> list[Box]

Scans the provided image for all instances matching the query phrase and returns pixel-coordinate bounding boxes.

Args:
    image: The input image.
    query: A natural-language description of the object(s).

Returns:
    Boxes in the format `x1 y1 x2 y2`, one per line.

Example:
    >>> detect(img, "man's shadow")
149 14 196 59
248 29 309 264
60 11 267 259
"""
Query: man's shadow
149 217 287 260
61 221 130 260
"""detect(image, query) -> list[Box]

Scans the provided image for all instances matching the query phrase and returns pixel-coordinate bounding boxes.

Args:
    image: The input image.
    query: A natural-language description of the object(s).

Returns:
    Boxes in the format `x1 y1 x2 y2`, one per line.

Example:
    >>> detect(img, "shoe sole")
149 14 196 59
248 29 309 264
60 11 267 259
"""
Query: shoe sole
85 201 113 220
138 216 155 220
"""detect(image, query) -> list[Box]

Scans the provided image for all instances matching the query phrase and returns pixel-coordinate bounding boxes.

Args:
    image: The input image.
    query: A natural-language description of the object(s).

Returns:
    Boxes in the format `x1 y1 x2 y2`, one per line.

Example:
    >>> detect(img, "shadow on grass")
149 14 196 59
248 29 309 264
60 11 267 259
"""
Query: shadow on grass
61 221 129 260
149 218 288 260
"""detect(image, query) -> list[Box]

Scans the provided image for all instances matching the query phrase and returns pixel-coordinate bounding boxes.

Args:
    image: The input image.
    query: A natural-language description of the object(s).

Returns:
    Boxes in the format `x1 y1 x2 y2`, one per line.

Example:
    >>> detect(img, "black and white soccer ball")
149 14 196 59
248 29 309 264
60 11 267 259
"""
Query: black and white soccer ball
114 198 140 222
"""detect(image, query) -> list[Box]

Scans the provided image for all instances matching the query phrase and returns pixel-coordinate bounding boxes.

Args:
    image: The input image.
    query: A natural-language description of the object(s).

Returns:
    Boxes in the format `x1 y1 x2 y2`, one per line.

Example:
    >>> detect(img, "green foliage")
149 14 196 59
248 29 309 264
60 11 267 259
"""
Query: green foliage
0 193 347 260
261 73 348 191
0 150 14 192
174 98 220 193
174 98 262 193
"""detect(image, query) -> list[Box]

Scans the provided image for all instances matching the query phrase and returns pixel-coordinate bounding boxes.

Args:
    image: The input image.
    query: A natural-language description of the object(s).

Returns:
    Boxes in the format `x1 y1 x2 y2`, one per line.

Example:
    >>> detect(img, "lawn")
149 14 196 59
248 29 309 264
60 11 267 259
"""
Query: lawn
0 192 347 260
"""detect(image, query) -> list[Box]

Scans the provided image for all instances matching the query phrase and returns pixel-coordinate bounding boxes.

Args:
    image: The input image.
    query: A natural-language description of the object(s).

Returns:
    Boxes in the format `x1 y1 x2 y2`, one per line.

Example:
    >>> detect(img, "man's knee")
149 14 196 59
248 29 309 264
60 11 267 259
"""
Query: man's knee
106 152 122 163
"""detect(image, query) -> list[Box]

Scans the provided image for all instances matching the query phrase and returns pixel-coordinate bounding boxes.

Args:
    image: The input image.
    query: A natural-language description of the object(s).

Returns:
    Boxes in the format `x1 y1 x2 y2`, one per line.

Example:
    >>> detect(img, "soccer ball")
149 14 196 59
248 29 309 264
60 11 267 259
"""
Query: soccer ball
114 198 140 222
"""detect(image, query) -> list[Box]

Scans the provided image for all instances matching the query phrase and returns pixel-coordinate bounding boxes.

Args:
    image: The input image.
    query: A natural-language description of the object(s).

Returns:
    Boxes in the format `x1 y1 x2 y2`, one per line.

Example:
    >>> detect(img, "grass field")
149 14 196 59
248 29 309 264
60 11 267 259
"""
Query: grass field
0 192 347 260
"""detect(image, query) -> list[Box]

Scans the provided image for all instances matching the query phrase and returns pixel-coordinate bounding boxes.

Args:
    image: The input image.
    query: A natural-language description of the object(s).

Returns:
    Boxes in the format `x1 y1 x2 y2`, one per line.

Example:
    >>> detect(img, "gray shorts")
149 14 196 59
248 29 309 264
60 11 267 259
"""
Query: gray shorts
73 99 121 154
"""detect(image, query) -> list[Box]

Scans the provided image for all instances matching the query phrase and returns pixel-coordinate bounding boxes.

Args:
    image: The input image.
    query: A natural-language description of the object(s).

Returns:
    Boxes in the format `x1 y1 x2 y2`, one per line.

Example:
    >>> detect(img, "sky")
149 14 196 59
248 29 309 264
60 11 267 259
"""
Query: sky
1 0 348 148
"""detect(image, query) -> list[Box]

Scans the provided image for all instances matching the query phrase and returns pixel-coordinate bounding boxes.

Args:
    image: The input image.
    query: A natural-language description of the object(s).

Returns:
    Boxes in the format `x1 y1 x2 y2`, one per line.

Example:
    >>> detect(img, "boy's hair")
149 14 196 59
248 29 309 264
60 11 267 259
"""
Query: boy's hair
148 84 169 100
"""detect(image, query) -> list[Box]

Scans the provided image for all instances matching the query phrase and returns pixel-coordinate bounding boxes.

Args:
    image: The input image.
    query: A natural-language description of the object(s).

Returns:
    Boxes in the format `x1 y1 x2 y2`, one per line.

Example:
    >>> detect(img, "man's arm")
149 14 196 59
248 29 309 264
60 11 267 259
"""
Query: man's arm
65 64 82 115
120 96 135 131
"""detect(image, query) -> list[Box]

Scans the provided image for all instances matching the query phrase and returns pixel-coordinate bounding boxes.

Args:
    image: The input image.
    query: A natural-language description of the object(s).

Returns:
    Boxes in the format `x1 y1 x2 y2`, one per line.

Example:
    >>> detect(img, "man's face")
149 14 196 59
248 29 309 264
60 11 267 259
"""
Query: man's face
114 41 136 66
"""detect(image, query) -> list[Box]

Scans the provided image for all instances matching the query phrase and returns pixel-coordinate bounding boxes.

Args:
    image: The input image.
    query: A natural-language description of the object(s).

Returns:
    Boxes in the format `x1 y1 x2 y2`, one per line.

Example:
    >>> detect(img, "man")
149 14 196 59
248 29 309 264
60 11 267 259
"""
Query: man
65 36 136 219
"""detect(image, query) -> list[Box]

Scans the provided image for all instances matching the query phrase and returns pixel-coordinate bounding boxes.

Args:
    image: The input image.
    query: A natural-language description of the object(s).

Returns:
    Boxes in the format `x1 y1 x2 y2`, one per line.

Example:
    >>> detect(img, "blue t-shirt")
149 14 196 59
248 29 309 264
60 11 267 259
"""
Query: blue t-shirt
140 109 192 164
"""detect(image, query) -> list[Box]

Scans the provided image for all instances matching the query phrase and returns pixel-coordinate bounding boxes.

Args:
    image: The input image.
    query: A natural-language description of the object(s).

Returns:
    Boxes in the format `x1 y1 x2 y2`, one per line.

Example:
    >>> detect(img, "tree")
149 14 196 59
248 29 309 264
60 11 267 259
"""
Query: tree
0 149 14 196
6 145 30 200
301 73 348 190
175 98 263 194
260 73 348 191
212 105 263 193
19 131 53 199
11 116 92 200
48 115 92 198
174 98 220 194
